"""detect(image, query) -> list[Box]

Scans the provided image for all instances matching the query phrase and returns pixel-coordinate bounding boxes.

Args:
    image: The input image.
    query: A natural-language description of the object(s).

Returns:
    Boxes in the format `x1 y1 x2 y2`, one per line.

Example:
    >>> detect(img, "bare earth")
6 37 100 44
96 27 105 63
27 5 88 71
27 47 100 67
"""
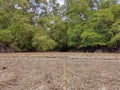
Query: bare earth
0 52 120 90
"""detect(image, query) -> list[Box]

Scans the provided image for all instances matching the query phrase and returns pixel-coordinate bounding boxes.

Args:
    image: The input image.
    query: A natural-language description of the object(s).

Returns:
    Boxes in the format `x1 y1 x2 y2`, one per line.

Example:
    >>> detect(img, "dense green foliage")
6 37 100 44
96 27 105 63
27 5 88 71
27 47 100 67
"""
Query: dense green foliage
0 0 120 52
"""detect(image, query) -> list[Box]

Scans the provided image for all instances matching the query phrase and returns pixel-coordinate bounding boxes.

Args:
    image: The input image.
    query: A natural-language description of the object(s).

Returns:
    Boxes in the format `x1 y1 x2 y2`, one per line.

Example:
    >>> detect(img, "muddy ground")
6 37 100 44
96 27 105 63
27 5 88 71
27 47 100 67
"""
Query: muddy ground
0 52 120 90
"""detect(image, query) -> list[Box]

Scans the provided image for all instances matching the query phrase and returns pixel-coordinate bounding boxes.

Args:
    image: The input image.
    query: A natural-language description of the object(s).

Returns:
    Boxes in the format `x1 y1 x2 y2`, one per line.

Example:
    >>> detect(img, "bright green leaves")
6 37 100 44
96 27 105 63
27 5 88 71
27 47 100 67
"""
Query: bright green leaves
32 26 57 51
66 0 90 24
98 0 118 9
48 16 68 50
79 8 114 48
110 4 120 19
0 30 12 45
0 10 11 29
9 23 56 51
108 19 120 47
110 19 120 35
10 23 35 51
67 24 83 48
108 33 120 47
66 0 91 49
38 16 49 30
32 35 56 51
90 9 114 33
0 0 120 52
80 30 106 47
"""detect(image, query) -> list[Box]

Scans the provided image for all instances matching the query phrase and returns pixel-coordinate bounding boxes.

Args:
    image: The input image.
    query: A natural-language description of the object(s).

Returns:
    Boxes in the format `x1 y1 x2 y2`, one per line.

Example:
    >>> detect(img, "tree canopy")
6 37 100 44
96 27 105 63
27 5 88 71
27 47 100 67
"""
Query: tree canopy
0 0 120 52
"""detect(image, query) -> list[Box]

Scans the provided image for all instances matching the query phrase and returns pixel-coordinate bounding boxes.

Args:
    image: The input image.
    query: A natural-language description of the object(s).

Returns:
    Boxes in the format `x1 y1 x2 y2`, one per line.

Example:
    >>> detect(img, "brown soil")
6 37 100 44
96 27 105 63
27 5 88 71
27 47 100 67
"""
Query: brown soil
0 52 120 90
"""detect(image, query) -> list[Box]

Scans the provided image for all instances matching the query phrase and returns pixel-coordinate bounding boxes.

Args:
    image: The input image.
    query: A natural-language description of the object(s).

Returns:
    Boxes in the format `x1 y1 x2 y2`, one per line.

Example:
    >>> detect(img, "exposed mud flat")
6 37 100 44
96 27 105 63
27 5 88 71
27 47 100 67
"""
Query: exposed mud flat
0 52 120 90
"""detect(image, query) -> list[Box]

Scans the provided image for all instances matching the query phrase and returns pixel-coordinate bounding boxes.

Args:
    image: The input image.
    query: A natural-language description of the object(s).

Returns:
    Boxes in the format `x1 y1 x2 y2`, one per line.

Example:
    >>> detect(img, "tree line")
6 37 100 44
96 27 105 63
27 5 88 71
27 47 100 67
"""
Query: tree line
0 0 120 52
